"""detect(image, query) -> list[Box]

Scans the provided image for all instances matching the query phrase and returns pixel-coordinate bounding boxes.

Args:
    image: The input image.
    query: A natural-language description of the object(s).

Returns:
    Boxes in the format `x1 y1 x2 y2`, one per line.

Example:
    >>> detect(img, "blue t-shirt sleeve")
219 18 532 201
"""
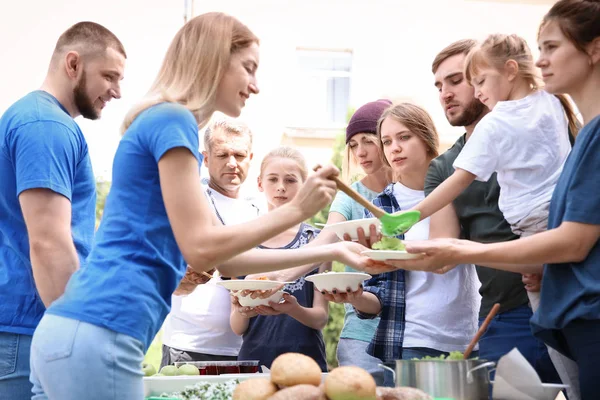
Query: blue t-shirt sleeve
145 104 200 163
562 123 600 225
9 121 82 200
329 189 353 220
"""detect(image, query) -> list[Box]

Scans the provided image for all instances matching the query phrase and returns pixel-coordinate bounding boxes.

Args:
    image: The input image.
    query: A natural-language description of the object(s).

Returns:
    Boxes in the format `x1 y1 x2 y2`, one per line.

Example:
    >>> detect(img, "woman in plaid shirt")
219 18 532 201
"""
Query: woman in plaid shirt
324 103 481 385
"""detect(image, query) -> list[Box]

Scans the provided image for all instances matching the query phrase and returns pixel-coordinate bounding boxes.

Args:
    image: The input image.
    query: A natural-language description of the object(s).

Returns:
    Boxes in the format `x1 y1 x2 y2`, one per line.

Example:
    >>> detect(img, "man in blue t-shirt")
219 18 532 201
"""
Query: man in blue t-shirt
0 22 126 399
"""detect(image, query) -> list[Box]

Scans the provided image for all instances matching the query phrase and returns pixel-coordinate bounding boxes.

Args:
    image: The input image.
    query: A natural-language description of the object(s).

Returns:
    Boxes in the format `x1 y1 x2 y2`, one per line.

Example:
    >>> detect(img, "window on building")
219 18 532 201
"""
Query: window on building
291 49 352 128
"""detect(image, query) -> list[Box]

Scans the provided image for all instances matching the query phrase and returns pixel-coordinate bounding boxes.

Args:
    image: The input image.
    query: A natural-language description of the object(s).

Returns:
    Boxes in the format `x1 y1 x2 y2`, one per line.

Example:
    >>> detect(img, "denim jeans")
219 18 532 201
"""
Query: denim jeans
30 314 145 400
0 332 33 400
336 338 385 386
559 319 600 400
478 305 561 384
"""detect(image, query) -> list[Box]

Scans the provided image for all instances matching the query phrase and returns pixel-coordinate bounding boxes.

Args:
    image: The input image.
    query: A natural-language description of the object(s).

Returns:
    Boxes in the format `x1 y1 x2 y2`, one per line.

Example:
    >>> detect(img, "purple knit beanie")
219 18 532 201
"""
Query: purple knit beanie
345 99 392 144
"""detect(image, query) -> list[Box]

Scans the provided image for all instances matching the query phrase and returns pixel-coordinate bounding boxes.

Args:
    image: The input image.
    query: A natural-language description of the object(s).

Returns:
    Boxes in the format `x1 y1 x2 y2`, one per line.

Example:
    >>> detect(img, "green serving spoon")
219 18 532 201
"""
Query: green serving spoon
332 176 421 236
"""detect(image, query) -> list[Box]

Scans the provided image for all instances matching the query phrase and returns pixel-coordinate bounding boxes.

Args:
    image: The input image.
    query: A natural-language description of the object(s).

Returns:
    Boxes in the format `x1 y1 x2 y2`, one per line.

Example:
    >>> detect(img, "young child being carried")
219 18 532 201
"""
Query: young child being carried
414 33 578 280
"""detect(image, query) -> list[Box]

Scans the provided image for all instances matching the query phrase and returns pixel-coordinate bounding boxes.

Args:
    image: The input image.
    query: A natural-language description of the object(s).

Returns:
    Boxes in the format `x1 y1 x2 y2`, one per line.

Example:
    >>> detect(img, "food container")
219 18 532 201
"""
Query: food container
380 359 495 400
174 360 260 375
321 218 380 240
305 272 371 292
236 290 285 308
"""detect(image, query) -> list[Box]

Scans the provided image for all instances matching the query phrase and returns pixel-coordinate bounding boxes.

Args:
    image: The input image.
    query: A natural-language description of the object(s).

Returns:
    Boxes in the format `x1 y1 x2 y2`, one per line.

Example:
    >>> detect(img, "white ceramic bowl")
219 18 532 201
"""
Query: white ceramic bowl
236 290 285 308
305 272 372 292
322 218 380 241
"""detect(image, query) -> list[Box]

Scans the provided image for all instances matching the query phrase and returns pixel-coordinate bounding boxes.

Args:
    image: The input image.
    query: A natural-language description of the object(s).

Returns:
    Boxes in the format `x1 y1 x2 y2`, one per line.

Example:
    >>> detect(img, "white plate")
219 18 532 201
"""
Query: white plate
305 272 372 292
321 218 380 240
216 280 290 291
361 250 422 260
236 290 285 308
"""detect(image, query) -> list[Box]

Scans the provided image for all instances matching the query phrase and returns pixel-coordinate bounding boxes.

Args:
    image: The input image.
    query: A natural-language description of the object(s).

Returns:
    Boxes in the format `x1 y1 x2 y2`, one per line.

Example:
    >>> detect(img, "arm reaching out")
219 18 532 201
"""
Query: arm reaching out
413 169 475 220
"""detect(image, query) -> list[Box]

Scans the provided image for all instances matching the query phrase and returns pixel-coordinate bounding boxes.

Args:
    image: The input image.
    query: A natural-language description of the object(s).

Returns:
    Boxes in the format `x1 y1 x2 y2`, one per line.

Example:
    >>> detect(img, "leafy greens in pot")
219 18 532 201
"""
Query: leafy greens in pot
412 351 470 361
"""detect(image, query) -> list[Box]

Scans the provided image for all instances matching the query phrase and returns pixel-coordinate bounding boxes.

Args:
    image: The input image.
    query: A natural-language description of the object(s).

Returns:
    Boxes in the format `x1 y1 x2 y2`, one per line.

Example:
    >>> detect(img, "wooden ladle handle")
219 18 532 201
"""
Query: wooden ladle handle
313 165 385 218
463 303 501 359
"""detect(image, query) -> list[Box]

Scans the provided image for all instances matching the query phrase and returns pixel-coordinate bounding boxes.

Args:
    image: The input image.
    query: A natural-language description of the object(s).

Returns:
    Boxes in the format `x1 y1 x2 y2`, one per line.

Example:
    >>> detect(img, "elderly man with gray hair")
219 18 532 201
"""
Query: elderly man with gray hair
160 118 260 367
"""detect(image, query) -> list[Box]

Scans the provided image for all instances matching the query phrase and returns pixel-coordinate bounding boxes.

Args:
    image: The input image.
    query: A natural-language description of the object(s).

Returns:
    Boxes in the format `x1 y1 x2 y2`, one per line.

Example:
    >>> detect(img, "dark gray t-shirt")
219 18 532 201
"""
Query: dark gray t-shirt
425 134 528 318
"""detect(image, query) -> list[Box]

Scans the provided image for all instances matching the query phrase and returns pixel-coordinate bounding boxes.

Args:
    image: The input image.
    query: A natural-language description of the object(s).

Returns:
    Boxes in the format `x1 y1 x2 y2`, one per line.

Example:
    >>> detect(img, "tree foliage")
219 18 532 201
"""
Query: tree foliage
307 130 348 369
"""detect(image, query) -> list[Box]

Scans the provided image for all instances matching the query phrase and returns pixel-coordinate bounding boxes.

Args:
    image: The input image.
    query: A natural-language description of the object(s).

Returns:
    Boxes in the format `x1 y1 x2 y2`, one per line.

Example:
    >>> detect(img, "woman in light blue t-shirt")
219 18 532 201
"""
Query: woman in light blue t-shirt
326 100 392 385
28 13 384 400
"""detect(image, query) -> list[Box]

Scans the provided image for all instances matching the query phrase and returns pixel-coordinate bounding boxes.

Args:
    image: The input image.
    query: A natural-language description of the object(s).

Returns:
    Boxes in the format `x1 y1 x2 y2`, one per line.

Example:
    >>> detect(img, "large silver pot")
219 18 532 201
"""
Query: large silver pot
380 359 495 400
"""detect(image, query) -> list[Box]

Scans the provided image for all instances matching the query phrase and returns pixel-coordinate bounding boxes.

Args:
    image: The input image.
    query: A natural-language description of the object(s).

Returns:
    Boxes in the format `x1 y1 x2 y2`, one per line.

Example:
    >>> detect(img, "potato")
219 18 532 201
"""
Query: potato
271 353 322 387
376 386 433 400
233 378 278 400
318 383 328 400
325 366 377 400
267 384 322 400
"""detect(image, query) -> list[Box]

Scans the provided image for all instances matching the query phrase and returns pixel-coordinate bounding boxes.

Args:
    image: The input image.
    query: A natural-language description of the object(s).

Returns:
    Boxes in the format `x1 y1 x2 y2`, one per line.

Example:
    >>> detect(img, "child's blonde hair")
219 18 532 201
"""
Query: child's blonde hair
259 146 308 182
465 33 579 138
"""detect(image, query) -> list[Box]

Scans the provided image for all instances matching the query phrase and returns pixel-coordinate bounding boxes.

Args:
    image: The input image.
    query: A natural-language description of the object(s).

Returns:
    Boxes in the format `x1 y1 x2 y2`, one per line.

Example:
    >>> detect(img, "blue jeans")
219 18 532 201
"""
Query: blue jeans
556 319 600 400
336 338 385 386
0 332 33 400
30 314 145 400
478 305 560 383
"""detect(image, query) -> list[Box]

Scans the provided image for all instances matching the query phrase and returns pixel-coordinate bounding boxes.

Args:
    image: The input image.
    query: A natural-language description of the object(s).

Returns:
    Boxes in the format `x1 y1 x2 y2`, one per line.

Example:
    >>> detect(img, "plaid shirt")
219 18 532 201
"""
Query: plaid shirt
355 183 406 363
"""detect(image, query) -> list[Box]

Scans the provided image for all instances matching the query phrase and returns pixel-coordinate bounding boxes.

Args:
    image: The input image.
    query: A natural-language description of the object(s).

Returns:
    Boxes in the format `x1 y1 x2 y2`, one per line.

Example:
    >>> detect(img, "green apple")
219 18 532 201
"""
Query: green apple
178 364 200 376
153 373 164 377
159 365 180 376
142 362 157 377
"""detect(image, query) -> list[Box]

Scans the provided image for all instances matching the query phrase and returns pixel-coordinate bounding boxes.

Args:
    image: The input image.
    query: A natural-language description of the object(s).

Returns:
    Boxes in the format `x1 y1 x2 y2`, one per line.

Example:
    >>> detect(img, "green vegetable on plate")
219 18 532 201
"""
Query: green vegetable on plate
372 237 406 251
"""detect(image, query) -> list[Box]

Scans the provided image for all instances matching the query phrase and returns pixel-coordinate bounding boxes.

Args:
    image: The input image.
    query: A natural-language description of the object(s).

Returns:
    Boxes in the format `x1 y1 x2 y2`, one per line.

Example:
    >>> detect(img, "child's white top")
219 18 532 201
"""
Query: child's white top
453 90 571 226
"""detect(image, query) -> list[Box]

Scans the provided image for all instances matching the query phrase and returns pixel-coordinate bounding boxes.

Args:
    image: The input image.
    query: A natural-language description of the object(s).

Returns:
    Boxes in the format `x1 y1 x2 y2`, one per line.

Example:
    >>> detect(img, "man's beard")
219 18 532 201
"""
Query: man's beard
73 70 99 120
448 98 485 127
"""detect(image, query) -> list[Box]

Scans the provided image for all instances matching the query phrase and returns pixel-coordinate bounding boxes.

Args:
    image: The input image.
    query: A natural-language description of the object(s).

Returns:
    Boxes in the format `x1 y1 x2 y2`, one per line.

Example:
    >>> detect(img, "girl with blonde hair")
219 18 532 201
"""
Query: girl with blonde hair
414 33 577 235
29 13 381 399
241 100 394 384
231 146 329 370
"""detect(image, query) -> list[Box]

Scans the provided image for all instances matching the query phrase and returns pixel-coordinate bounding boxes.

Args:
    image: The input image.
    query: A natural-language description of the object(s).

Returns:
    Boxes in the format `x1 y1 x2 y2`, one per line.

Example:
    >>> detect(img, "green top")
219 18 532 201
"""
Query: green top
329 181 381 342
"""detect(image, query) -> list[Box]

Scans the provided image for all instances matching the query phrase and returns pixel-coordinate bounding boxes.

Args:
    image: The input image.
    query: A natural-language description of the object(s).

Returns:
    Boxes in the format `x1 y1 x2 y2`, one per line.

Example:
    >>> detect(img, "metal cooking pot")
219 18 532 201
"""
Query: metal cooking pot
379 359 495 400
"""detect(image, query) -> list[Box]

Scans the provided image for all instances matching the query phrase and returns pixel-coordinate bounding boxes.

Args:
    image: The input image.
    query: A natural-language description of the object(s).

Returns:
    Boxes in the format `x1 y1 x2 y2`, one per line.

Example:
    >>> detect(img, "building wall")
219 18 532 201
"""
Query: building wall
192 0 555 185
1 0 555 190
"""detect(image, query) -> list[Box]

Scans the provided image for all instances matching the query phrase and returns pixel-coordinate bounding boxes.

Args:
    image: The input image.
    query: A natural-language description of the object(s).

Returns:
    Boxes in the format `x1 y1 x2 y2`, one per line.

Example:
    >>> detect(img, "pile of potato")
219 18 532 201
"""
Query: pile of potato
232 353 432 400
